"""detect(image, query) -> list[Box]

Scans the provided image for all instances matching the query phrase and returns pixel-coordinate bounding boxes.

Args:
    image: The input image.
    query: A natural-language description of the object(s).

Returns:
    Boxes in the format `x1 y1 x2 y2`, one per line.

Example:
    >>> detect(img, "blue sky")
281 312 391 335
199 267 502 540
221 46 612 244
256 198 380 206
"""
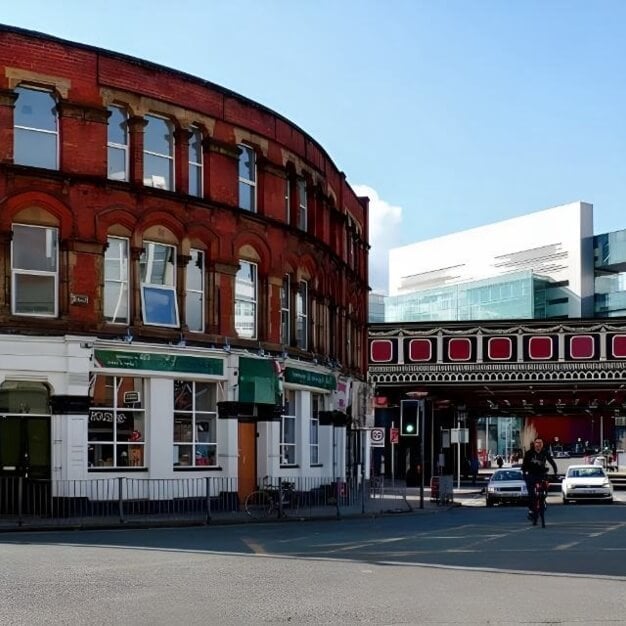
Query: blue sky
3 1 626 292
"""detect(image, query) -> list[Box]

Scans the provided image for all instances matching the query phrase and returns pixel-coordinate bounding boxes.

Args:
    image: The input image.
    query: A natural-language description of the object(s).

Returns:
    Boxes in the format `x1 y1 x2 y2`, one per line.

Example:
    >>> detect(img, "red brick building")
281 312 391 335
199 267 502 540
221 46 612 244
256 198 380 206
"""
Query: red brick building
0 25 369 503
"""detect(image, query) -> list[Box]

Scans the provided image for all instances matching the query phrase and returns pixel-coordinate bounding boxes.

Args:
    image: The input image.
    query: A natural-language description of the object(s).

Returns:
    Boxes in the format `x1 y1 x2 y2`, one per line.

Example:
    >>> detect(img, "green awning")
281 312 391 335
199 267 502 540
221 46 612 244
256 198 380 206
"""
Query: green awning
238 357 279 404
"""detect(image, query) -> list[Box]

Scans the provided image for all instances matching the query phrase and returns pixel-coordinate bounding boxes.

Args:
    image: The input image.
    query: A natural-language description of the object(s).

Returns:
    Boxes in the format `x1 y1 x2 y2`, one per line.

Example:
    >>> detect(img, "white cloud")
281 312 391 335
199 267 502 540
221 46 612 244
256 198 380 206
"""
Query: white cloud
352 184 403 295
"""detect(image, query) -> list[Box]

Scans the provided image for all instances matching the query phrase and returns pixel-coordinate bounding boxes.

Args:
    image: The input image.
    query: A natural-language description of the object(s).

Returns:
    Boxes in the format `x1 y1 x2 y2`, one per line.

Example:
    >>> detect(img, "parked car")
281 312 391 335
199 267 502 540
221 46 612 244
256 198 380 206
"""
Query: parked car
561 465 613 504
486 469 528 507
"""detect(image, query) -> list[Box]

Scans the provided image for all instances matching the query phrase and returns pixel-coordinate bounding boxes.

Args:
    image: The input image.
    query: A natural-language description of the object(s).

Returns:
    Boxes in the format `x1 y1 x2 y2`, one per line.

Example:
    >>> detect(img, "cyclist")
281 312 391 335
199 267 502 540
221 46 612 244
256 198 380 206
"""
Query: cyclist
522 437 557 520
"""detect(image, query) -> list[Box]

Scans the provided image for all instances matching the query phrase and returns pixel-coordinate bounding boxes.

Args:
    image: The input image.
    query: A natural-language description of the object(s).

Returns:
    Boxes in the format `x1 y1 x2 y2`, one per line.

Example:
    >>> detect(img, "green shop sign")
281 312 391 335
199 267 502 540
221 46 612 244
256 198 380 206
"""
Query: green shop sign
284 367 336 391
94 350 223 376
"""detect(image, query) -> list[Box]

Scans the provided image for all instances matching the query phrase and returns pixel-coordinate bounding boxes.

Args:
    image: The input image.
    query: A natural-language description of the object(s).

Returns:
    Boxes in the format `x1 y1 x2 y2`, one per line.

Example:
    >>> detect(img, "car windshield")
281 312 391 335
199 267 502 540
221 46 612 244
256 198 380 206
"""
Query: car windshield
492 471 523 481
567 468 605 478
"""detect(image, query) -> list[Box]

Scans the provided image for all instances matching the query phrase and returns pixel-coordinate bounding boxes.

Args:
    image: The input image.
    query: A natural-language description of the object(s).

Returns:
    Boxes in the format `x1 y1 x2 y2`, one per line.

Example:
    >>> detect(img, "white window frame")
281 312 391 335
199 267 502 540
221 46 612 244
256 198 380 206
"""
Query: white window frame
88 375 146 469
297 178 307 231
296 280 308 350
14 85 58 170
188 125 203 197
186 248 205 333
235 260 257 339
107 105 129 181
11 223 58 317
140 241 179 327
281 389 297 466
238 144 256 212
173 380 218 468
104 236 129 324
143 114 174 190
310 393 321 465
280 274 290 346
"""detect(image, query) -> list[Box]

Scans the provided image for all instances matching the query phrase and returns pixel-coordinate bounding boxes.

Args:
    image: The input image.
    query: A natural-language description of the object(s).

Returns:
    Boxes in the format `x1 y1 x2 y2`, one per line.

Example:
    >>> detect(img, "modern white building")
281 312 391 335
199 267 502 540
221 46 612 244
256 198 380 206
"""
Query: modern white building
387 202 595 320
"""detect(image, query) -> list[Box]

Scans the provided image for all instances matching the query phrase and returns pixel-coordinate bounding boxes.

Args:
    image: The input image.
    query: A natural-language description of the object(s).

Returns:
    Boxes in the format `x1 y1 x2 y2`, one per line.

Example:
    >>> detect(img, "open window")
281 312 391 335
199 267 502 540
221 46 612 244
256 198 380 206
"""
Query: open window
140 242 179 327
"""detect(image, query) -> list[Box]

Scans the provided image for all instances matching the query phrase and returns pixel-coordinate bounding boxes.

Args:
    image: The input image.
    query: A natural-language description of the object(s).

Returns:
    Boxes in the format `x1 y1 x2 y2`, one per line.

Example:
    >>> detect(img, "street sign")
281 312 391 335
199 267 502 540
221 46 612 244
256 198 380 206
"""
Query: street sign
370 427 385 447
451 428 469 444
390 427 399 444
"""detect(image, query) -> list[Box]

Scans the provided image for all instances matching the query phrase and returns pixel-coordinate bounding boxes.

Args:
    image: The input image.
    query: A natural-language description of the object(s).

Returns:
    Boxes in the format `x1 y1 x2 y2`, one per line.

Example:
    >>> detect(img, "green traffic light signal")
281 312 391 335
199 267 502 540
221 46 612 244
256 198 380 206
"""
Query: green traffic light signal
400 399 420 436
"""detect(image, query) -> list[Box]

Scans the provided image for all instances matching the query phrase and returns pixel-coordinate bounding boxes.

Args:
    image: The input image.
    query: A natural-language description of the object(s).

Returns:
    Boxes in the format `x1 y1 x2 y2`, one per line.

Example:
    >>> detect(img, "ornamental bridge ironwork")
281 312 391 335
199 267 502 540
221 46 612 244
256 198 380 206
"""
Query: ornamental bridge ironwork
368 319 626 415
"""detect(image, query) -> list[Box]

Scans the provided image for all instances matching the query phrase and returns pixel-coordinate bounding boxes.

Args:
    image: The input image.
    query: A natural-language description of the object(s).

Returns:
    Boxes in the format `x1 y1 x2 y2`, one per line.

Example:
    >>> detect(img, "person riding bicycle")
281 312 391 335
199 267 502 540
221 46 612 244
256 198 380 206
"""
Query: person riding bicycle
522 437 557 518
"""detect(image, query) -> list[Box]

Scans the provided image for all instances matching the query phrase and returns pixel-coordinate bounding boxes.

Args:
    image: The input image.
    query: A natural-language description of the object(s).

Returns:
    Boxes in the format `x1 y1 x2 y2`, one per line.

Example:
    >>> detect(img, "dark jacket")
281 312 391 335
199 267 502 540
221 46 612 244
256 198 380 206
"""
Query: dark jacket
522 448 557 477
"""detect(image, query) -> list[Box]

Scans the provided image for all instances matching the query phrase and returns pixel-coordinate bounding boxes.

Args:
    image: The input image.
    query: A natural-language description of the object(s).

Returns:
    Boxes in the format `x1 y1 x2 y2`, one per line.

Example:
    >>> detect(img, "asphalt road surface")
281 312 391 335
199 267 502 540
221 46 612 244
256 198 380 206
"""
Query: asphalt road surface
0 505 624 625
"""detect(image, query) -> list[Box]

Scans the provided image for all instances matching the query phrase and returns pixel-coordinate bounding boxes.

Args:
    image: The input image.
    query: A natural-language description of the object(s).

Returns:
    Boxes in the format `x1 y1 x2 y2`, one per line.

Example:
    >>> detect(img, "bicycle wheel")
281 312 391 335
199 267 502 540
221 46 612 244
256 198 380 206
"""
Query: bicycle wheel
244 490 273 520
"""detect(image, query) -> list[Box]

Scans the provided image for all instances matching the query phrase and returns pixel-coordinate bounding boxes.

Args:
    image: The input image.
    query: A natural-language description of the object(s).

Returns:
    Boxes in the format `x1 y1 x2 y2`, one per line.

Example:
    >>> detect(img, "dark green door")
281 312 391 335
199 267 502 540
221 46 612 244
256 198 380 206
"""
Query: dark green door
0 416 50 515
0 416 50 479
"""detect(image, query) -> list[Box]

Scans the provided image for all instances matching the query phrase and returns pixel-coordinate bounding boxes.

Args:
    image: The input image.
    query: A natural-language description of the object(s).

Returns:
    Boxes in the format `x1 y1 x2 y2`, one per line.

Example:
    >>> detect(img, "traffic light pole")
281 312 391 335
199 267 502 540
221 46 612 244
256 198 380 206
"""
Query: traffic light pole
420 400 425 509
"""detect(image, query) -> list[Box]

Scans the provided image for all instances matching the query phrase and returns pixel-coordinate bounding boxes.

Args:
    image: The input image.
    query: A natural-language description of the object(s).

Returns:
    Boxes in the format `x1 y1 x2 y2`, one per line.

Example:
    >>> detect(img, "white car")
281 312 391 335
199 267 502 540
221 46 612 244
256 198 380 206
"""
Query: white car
486 469 528 507
562 465 613 504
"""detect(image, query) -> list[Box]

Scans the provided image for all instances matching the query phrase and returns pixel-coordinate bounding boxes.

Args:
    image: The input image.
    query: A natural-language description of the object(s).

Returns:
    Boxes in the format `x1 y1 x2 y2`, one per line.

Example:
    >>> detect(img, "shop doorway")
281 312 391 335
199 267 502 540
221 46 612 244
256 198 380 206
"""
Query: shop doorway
0 381 51 515
237 422 257 504
0 415 51 515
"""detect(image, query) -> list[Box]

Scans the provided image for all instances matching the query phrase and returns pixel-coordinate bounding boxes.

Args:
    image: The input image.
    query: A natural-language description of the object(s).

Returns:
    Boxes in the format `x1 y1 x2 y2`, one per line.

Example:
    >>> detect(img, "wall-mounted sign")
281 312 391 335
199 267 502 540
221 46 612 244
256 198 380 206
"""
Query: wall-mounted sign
284 367 336 391
95 350 223 376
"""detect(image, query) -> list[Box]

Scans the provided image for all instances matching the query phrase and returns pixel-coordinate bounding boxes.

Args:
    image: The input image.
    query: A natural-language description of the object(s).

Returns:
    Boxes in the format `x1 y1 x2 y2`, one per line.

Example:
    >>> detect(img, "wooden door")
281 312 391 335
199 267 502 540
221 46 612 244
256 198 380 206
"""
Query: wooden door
238 422 257 503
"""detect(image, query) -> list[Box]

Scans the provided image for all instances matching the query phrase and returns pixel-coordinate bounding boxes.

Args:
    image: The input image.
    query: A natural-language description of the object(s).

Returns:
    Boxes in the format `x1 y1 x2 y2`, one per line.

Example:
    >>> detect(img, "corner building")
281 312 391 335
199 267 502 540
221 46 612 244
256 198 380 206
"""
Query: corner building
0 26 369 507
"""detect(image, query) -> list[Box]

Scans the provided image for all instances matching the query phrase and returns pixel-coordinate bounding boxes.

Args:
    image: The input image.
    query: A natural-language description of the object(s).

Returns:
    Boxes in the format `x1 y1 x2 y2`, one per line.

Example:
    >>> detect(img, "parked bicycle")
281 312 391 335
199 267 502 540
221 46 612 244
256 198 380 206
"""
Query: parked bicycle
530 477 551 528
244 476 299 520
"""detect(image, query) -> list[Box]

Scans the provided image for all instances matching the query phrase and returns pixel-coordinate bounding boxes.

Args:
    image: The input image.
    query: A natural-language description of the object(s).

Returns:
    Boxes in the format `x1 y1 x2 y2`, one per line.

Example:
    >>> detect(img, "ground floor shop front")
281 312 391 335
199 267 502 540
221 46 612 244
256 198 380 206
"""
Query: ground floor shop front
0 334 367 515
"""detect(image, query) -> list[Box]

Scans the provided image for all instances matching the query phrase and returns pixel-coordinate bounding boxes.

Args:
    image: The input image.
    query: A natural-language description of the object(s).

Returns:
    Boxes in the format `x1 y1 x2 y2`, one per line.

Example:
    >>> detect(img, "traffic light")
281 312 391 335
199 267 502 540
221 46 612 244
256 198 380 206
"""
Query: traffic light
400 399 420 436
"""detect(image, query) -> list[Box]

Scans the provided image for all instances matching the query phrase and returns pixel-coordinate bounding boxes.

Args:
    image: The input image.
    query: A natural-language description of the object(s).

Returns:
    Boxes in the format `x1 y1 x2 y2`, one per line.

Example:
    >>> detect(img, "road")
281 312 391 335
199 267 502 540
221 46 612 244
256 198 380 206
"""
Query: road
0 505 624 625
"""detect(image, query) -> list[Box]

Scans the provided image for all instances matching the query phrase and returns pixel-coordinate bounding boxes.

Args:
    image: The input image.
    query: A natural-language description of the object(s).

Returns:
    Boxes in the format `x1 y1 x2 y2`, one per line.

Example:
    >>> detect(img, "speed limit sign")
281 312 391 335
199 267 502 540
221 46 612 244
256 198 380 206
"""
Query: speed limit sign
370 427 385 447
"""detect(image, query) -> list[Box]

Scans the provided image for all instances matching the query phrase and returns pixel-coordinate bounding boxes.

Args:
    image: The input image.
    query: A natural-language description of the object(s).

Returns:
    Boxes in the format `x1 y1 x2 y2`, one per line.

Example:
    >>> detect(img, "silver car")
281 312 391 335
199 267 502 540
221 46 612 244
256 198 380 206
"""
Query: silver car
486 469 528 507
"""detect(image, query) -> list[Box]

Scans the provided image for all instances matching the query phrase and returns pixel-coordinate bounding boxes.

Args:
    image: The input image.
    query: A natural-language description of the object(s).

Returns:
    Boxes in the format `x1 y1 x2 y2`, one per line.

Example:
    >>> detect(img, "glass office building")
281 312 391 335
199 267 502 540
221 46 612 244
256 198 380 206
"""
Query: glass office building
594 228 626 318
381 270 570 323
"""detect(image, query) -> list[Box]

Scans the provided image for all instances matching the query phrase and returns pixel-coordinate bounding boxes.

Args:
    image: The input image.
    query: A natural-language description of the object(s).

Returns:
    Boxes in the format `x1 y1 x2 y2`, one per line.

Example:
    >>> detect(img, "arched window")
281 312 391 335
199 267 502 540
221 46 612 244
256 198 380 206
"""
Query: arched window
14 86 58 169
140 242 179 327
104 236 129 324
11 223 58 317
238 144 256 212
107 106 129 181
143 115 174 190
235 260 257 338
186 249 205 332
188 126 203 197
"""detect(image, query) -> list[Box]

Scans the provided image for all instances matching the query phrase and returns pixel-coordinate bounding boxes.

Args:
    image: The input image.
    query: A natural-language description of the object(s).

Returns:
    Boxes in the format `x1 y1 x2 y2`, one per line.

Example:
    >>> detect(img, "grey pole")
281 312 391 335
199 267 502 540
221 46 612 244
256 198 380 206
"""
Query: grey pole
419 399 425 509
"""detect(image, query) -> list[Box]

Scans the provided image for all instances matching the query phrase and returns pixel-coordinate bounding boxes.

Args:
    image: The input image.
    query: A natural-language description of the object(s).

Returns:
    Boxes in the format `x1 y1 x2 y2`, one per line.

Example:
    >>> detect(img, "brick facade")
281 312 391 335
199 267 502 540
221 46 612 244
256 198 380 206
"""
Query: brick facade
0 25 369 376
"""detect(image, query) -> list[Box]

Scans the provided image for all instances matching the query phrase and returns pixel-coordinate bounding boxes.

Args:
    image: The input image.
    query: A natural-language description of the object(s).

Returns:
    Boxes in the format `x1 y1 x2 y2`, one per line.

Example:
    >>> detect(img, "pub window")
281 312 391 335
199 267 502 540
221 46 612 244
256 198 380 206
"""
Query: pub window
281 389 297 465
310 393 321 465
88 375 145 469
173 380 218 467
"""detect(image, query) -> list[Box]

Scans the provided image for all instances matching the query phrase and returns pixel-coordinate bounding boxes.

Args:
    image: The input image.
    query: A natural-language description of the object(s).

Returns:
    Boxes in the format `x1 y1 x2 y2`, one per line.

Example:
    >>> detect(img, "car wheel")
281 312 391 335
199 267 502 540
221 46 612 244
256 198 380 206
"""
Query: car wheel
607 498 613 504
486 497 494 507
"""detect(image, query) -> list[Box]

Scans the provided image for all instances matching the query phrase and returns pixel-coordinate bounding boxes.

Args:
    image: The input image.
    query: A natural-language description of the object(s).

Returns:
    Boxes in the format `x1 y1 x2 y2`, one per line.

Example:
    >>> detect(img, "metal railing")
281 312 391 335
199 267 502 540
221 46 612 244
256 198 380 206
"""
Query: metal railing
0 475 411 530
